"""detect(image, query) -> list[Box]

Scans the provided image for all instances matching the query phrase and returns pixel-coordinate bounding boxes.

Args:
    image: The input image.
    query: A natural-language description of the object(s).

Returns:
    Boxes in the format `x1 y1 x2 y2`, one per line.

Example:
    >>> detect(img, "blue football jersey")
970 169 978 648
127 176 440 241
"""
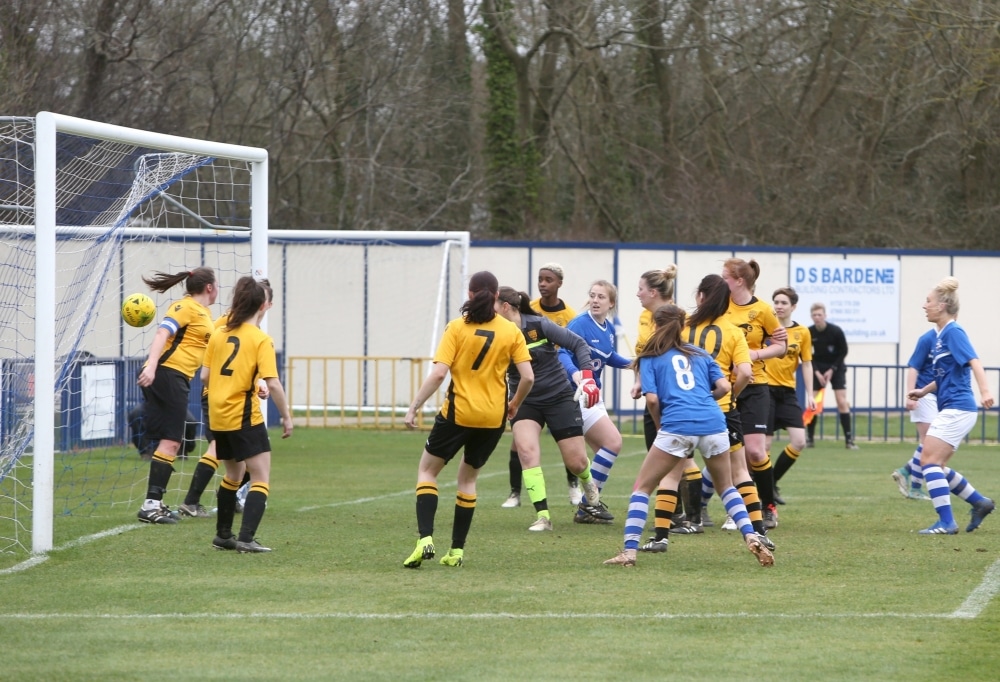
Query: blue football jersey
640 345 726 436
559 311 632 389
931 322 979 411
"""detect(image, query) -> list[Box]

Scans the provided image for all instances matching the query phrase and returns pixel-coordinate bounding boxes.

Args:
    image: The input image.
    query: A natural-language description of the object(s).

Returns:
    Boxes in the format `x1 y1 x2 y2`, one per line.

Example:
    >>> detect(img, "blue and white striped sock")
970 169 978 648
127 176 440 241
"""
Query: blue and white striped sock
590 447 618 492
701 466 715 505
945 468 985 505
623 491 650 551
720 486 754 536
909 448 923 489
923 465 955 526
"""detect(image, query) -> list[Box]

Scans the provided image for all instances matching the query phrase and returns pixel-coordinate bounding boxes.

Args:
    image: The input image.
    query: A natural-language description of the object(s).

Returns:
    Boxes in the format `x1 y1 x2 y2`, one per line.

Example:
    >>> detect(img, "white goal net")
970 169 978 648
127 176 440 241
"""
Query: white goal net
0 113 266 557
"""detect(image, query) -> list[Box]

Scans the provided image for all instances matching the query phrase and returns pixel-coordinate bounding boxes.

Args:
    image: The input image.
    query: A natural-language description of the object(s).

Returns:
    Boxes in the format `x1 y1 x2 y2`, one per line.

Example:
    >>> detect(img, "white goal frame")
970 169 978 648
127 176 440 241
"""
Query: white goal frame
32 112 268 553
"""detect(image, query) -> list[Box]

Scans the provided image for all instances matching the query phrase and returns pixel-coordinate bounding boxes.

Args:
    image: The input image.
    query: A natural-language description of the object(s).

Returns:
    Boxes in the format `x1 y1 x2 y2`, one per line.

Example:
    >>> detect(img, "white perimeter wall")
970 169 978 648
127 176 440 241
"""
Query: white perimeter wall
4 236 995 413
465 244 999 412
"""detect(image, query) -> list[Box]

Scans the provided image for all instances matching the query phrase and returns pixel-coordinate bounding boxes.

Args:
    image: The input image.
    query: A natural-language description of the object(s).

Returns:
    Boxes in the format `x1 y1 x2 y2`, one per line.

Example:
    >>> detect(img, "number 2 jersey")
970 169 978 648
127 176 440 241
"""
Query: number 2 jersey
435 314 531 429
203 321 279 432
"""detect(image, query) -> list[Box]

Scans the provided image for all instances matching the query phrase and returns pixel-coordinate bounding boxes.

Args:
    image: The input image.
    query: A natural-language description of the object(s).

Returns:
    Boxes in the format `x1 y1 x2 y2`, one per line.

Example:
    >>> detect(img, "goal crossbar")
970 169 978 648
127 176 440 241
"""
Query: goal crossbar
31 112 268 553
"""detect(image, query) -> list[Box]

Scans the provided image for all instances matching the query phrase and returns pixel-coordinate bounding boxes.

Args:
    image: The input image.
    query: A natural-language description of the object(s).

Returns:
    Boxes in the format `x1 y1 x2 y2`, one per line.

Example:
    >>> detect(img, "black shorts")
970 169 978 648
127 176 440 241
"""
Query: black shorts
424 414 506 470
511 389 583 441
817 364 847 391
200 392 215 443
139 366 191 443
735 383 770 435
215 422 272 462
643 406 657 450
726 408 744 451
767 386 804 433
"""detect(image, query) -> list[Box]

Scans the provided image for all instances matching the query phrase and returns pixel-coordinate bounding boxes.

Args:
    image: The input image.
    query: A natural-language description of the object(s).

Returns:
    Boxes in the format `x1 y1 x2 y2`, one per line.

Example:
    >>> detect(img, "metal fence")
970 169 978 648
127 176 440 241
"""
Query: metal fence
614 363 1000 445
285 356 434 429
283 357 1000 444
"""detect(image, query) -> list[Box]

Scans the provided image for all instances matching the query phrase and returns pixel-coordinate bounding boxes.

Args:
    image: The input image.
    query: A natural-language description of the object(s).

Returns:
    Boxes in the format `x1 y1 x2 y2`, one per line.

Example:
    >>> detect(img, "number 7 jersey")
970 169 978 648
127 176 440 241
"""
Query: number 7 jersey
434 315 530 429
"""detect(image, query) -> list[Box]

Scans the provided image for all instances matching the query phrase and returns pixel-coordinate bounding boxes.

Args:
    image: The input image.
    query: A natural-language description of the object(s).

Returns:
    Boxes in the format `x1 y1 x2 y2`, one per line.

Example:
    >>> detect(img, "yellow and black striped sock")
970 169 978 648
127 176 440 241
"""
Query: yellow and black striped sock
184 452 219 506
145 450 176 501
239 481 270 542
415 481 439 538
737 480 764 533
654 489 677 540
773 444 801 483
451 492 477 550
750 455 777 507
683 465 703 519
216 476 242 537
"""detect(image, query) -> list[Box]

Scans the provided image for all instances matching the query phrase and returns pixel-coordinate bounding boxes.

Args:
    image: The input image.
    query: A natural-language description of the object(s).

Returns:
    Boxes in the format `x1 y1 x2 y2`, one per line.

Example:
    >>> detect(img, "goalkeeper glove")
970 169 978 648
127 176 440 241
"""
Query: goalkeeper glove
575 370 601 409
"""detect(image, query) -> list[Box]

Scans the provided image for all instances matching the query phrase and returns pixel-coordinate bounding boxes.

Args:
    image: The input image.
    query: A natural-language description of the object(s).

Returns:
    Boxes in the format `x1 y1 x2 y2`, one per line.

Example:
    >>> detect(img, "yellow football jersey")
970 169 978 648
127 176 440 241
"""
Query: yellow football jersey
202 313 231 397
764 321 812 389
434 314 531 429
725 297 783 385
154 296 214 380
684 317 751 411
635 308 655 355
203 322 278 432
530 298 576 328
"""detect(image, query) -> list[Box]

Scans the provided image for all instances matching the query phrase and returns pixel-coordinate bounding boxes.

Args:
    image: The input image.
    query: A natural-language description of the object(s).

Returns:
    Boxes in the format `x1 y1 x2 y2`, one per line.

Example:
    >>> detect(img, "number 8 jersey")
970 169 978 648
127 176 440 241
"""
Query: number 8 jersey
639 345 726 436
434 315 531 429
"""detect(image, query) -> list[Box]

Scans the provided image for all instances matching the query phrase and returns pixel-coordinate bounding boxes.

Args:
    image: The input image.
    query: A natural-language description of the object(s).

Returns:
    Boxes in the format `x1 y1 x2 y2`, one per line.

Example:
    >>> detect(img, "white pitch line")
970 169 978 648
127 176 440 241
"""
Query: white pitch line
0 556 48 574
0 524 141 575
296 471 503 511
297 448 649 512
949 558 1000 619
0 610 960 621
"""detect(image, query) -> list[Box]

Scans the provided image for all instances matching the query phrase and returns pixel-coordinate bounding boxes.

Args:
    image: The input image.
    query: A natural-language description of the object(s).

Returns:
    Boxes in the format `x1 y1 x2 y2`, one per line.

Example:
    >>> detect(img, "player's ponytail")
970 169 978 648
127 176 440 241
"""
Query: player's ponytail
639 304 692 359
143 266 215 294
462 271 499 324
498 287 533 316
687 275 730 329
225 276 266 330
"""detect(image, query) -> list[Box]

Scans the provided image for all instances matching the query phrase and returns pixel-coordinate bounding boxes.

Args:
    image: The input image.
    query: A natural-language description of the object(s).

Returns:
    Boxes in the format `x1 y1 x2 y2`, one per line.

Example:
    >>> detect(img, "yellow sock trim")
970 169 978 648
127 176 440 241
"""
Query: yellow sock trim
152 450 176 465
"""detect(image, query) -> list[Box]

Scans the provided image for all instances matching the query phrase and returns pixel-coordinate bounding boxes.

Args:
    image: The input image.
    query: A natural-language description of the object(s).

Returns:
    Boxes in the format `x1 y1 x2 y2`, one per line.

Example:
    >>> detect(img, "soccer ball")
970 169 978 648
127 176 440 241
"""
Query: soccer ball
121 293 156 327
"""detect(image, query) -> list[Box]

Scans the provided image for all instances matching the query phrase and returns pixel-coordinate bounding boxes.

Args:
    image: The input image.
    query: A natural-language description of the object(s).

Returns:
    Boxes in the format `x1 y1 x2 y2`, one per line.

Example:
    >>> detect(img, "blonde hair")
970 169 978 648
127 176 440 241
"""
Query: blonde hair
933 277 960 315
640 264 677 302
587 279 618 311
538 263 565 281
810 302 826 313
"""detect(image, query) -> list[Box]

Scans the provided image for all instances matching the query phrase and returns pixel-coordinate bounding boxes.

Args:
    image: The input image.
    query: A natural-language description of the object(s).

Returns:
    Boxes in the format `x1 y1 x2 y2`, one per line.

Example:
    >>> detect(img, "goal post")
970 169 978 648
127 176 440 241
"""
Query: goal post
12 112 269 555
267 230 469 422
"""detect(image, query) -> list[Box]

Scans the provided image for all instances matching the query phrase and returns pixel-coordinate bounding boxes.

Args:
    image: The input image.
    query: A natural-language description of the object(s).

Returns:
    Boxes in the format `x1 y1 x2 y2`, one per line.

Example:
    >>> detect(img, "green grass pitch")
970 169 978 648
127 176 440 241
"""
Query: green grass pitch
1 429 998 680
